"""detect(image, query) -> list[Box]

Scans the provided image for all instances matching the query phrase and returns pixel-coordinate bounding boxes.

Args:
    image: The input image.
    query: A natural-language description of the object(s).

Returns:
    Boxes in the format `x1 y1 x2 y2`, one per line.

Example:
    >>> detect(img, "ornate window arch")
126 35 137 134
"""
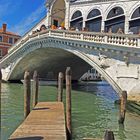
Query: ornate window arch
50 0 66 27
71 10 82 20
70 10 83 30
85 9 102 32
87 9 101 19
131 7 140 19
129 6 140 34
40 24 47 31
105 6 125 33
107 7 124 19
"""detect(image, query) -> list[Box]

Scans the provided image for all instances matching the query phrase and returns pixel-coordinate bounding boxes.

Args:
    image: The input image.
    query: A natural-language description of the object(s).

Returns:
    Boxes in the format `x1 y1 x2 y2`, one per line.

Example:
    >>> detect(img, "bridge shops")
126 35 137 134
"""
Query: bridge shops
45 0 140 35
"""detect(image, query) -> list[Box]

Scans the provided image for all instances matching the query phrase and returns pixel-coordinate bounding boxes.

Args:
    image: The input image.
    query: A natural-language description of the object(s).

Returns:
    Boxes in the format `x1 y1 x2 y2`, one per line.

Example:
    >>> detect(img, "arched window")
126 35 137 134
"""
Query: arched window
71 10 82 19
70 10 83 30
129 7 140 34
86 9 102 32
105 7 125 33
107 7 124 19
40 24 47 31
51 0 65 27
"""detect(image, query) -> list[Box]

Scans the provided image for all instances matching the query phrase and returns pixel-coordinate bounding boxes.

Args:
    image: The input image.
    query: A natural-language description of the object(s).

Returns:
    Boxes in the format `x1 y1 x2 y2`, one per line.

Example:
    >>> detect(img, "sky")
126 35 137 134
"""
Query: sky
0 0 47 36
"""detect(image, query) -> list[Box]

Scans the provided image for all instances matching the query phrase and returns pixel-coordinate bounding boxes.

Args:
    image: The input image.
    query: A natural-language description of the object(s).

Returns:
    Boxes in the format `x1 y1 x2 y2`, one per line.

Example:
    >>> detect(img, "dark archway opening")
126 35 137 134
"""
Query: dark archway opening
129 7 140 34
105 7 125 33
70 10 83 30
51 0 66 27
85 9 102 32
9 48 91 81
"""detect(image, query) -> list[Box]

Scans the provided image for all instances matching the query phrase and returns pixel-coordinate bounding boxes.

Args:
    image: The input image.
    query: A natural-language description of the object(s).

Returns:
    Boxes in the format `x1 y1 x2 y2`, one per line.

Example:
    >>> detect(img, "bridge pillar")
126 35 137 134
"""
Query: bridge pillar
65 1 70 29
138 38 140 47
125 15 129 34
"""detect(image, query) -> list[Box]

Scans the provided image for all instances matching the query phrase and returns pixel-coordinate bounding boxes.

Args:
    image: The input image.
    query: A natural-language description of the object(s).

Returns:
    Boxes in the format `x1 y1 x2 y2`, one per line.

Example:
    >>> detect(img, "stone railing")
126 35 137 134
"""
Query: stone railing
49 30 140 47
1 29 140 64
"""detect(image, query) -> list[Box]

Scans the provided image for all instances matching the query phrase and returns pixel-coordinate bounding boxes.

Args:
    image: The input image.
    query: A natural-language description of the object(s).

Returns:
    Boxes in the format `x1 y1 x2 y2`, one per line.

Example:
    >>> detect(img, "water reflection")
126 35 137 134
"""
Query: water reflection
118 124 126 140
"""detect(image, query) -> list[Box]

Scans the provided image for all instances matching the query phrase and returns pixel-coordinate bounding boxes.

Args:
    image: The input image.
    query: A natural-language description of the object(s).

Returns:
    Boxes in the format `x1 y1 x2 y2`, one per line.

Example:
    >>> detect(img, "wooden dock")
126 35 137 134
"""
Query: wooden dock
8 69 116 140
9 102 67 140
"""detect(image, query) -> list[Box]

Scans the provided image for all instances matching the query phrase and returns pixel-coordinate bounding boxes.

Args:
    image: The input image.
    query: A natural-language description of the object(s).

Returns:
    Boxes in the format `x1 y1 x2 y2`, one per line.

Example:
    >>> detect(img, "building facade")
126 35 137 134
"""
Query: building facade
45 0 140 34
0 24 21 59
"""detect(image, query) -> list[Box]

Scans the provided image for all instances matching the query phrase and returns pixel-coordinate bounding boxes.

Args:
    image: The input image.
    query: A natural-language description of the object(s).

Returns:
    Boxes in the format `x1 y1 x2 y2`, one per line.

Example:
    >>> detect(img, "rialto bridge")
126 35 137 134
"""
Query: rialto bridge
0 0 140 100
0 29 140 99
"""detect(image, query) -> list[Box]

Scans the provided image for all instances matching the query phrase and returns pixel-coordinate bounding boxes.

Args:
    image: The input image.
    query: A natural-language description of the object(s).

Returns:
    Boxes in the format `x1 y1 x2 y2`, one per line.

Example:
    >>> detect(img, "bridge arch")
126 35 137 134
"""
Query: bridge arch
7 38 122 97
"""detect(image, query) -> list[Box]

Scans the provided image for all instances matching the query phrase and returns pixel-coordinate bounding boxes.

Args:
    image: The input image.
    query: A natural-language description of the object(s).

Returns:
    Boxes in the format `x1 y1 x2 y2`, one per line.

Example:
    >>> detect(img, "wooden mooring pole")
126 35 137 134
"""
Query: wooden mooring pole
58 72 64 102
66 67 72 140
104 130 115 140
118 91 127 124
24 71 31 118
32 71 39 107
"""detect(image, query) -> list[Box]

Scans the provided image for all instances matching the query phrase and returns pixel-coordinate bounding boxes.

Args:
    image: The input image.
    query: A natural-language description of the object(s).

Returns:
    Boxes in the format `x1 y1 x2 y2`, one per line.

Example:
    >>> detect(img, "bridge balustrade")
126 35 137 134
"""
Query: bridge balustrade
0 29 140 65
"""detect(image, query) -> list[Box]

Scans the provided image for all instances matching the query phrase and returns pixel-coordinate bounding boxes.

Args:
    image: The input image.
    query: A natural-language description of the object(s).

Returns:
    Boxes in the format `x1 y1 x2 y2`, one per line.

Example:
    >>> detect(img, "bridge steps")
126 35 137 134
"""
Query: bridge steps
9 102 67 140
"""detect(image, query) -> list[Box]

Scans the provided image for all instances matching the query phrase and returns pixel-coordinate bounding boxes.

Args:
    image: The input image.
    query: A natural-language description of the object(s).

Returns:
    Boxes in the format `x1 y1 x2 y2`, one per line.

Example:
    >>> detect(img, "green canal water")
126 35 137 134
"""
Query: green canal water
1 81 140 140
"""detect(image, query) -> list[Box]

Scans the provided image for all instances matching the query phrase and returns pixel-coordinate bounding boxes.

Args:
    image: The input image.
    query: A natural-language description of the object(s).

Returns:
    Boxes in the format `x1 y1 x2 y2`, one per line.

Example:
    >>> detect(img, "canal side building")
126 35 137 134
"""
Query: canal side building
0 24 21 59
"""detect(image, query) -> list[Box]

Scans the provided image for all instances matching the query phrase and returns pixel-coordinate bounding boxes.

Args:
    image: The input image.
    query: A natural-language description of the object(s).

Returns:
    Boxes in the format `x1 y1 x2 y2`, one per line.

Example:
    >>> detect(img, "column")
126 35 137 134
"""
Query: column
125 16 129 34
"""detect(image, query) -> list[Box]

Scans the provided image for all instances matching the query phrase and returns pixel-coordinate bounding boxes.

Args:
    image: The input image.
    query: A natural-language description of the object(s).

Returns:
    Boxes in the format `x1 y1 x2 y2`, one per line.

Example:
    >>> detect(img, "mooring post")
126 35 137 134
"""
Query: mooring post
58 72 64 102
32 70 39 107
66 67 72 140
57 72 64 102
24 71 31 118
0 69 2 94
104 130 115 140
118 91 127 124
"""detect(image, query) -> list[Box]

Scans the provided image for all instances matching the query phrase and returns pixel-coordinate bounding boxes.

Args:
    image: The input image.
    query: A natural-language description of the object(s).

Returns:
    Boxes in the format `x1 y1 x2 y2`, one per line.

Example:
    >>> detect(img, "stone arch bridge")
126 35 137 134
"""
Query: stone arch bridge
0 30 140 99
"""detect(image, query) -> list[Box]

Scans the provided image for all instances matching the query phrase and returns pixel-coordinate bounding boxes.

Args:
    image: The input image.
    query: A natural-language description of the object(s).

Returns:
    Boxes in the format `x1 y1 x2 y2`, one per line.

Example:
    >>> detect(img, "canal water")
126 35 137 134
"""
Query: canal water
1 81 140 140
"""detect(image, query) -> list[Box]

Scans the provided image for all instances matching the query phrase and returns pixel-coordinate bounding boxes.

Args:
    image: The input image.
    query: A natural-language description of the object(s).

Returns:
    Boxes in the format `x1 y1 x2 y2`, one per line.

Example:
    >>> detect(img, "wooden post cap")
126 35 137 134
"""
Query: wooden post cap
122 91 127 99
59 72 64 78
58 72 64 102
24 71 30 80
66 67 72 76
33 70 38 79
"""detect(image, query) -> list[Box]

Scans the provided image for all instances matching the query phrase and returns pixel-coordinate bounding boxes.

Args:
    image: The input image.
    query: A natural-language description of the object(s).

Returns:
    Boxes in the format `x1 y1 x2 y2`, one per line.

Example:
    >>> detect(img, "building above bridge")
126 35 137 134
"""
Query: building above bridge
44 0 140 35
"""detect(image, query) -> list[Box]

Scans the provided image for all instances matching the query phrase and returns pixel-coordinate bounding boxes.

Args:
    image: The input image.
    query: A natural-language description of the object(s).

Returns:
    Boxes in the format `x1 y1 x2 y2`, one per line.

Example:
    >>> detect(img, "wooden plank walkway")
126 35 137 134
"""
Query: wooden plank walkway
9 102 67 140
